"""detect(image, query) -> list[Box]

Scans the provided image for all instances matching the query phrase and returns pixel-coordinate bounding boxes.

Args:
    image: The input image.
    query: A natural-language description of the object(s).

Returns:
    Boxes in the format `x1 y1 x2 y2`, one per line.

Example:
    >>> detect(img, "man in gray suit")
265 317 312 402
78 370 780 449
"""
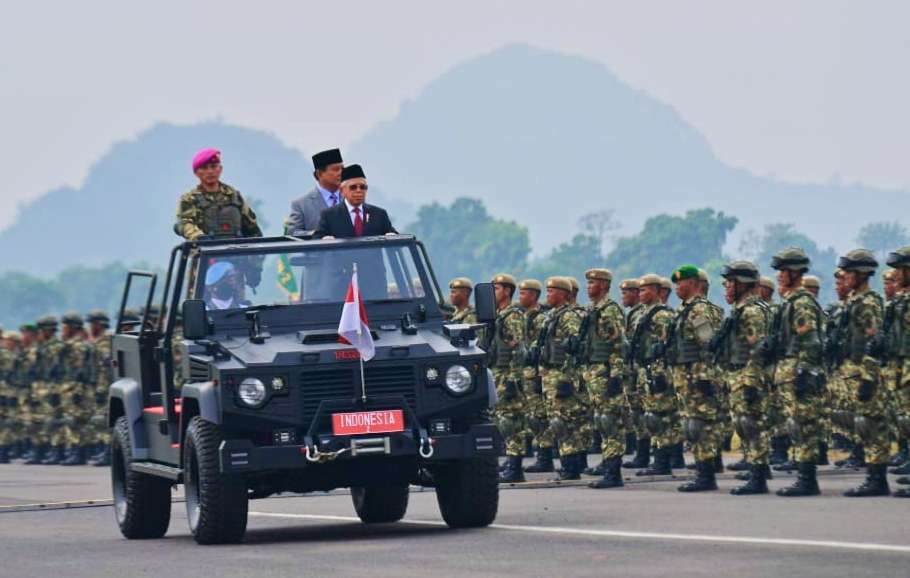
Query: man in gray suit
286 148 344 234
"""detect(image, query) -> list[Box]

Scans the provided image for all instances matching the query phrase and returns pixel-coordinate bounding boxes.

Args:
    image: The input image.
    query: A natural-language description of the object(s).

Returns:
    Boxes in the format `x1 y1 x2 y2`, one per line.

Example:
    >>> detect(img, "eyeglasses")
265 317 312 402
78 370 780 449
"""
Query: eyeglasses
347 184 368 191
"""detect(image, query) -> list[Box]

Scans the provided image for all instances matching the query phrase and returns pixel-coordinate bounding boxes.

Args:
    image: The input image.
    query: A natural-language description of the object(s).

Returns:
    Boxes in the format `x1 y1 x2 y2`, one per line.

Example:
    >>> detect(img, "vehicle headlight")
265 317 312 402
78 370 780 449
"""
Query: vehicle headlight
444 365 473 395
238 377 267 407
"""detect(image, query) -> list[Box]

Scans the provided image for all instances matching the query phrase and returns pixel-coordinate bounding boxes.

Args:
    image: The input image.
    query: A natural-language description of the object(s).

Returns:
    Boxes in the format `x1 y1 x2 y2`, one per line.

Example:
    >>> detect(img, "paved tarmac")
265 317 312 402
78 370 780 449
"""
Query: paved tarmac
1 457 908 578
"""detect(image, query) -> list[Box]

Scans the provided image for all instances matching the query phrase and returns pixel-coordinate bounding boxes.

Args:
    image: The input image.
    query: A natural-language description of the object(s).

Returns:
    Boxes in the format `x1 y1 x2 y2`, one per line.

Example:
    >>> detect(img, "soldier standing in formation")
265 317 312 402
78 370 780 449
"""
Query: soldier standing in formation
578 269 627 489
87 310 112 466
518 279 555 473
488 274 528 483
57 313 95 466
883 247 910 496
619 279 650 469
447 278 478 324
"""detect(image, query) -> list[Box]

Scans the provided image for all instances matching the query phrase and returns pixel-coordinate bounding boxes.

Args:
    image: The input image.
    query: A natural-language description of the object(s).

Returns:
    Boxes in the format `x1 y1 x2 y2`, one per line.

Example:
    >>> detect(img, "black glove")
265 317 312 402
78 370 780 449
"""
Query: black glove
743 386 760 405
555 381 575 399
694 380 715 398
857 380 876 402
606 376 624 398
649 374 669 395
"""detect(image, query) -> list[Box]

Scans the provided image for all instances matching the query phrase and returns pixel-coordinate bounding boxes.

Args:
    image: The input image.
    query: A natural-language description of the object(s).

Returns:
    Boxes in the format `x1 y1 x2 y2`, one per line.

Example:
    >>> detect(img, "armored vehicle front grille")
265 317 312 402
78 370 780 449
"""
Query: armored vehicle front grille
188 358 211 382
300 365 418 430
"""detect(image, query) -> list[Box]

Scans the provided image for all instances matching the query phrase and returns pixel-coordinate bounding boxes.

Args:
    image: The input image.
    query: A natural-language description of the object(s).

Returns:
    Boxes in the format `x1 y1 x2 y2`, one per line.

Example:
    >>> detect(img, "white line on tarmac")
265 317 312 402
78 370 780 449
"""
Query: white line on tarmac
249 512 910 554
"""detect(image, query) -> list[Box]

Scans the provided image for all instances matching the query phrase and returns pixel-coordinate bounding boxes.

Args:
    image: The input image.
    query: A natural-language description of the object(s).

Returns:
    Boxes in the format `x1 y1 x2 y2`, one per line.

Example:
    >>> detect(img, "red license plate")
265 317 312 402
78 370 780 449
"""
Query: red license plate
332 409 405 436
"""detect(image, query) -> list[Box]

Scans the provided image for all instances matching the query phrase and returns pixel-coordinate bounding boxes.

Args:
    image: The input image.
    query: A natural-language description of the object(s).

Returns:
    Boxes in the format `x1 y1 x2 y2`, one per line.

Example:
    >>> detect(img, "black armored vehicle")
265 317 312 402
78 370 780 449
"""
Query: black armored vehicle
108 234 500 544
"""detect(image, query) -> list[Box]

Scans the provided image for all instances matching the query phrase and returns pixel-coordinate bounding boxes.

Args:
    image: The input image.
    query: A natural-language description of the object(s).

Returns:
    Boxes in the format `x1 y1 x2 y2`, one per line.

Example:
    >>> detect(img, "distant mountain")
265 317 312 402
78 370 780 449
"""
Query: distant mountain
0 123 413 274
2 43 907 274
350 44 909 252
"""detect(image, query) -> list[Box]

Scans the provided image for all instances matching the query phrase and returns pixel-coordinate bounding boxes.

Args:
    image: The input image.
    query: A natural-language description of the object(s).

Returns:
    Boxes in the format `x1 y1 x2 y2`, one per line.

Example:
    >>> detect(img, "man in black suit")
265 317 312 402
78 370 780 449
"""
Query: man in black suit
314 164 397 239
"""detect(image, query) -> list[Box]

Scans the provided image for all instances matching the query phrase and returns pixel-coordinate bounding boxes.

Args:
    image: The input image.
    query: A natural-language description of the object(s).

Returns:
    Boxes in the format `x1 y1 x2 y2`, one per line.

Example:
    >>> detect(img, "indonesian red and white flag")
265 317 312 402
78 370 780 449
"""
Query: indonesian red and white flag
338 264 375 361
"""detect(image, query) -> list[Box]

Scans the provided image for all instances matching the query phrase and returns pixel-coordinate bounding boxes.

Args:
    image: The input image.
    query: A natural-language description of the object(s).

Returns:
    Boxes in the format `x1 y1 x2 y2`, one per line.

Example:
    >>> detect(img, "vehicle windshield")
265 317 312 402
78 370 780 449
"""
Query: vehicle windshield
194 243 430 312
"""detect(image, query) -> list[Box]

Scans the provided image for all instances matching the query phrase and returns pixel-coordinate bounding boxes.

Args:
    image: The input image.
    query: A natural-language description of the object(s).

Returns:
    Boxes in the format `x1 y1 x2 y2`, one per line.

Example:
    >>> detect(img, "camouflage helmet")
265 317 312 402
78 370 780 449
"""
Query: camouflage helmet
518 279 543 293
802 275 821 290
566 277 580 292
659 277 672 290
546 276 572 293
584 268 613 282
491 273 517 289
720 260 759 284
86 309 111 326
61 311 84 327
886 246 910 269
36 315 58 329
619 279 640 291
759 276 775 290
837 248 878 273
448 277 473 291
770 247 810 272
638 273 663 287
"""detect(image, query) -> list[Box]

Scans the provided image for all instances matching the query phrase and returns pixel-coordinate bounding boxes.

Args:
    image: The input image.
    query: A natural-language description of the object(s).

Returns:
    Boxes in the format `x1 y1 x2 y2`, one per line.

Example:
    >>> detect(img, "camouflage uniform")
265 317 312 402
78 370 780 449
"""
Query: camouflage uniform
0 343 15 458
522 305 552 457
450 306 478 325
56 324 96 463
175 183 262 241
629 292 676 473
33 319 67 464
89 329 112 447
14 333 40 460
577 270 626 488
883 247 910 497
540 295 591 475
489 301 527 458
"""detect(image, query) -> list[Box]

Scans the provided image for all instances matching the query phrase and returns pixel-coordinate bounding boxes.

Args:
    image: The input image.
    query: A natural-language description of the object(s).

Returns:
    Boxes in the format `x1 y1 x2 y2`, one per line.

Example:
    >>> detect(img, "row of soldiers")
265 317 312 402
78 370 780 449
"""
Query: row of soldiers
0 311 113 466
450 245 910 497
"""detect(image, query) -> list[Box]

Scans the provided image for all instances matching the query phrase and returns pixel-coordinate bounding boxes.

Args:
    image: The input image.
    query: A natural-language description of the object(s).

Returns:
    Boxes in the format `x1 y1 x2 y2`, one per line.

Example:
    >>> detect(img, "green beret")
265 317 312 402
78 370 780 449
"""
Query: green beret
671 264 700 283
19 323 37 333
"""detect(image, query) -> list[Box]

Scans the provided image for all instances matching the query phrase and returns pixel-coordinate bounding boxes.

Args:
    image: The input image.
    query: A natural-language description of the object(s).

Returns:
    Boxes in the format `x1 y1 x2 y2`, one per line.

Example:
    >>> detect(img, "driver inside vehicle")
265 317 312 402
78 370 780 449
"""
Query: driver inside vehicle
204 261 252 310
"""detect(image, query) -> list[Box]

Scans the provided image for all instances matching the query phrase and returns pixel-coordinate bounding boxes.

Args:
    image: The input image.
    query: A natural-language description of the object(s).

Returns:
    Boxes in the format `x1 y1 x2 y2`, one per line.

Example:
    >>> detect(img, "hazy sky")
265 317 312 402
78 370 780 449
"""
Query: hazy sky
1 1 907 229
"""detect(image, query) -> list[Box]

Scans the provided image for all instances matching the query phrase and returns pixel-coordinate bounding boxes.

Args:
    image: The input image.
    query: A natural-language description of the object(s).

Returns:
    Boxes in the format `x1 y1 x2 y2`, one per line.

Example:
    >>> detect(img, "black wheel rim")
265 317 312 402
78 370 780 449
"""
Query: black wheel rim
111 440 127 524
185 447 201 531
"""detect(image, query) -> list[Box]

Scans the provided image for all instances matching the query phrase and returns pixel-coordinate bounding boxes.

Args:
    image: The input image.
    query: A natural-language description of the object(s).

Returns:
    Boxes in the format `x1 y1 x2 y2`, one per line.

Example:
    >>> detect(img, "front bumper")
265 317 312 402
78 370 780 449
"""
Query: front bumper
218 423 501 474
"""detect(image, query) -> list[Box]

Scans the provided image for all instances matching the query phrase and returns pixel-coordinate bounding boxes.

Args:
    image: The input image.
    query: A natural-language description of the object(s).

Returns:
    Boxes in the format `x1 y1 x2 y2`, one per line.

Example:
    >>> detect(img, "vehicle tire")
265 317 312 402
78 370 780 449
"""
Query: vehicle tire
351 484 410 523
434 456 499 528
183 416 248 544
111 416 172 539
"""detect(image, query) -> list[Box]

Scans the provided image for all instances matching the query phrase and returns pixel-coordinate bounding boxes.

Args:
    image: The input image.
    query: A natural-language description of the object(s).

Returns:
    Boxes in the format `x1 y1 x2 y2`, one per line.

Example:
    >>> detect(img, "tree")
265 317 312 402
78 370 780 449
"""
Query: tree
578 209 621 256
406 198 530 289
606 208 738 282
524 233 603 297
856 221 909 264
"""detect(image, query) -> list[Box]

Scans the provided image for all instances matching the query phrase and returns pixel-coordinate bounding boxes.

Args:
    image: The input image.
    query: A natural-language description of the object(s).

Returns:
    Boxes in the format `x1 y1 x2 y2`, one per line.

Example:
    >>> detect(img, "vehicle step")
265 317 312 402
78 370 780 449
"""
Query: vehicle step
130 461 183 481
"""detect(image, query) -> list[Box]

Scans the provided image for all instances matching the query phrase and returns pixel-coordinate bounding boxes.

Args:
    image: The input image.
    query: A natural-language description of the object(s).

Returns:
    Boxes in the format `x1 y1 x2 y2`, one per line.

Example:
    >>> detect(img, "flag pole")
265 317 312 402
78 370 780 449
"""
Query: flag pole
354 262 367 403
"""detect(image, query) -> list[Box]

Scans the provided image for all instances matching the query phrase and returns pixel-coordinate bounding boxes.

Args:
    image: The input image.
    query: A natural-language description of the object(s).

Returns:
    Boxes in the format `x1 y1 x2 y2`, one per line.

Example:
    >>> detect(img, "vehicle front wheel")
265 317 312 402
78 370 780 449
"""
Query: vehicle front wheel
351 484 410 523
111 416 172 539
183 416 248 544
433 456 499 528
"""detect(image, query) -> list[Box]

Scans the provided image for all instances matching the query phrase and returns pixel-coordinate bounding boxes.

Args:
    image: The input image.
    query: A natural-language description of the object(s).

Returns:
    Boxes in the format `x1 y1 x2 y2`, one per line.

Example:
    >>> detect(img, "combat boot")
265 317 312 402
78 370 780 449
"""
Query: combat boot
844 464 890 497
553 453 582 481
524 447 555 473
499 456 526 483
584 459 607 476
714 450 725 473
24 444 47 465
670 443 686 469
0 446 9 464
624 433 636 455
769 436 789 465
589 456 624 489
896 476 910 485
889 438 908 467
588 431 602 455
677 460 717 492
728 451 750 472
622 437 651 469
735 466 772 481
816 441 829 466
636 446 672 476
776 462 820 497
61 445 87 466
92 444 111 467
889 460 910 475
42 445 65 465
731 464 770 495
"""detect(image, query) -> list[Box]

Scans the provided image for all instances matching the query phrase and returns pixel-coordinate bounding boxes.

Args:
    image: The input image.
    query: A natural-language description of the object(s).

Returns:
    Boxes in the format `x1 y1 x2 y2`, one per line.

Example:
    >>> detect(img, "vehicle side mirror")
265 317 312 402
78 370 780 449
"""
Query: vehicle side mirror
182 299 209 340
474 283 496 323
